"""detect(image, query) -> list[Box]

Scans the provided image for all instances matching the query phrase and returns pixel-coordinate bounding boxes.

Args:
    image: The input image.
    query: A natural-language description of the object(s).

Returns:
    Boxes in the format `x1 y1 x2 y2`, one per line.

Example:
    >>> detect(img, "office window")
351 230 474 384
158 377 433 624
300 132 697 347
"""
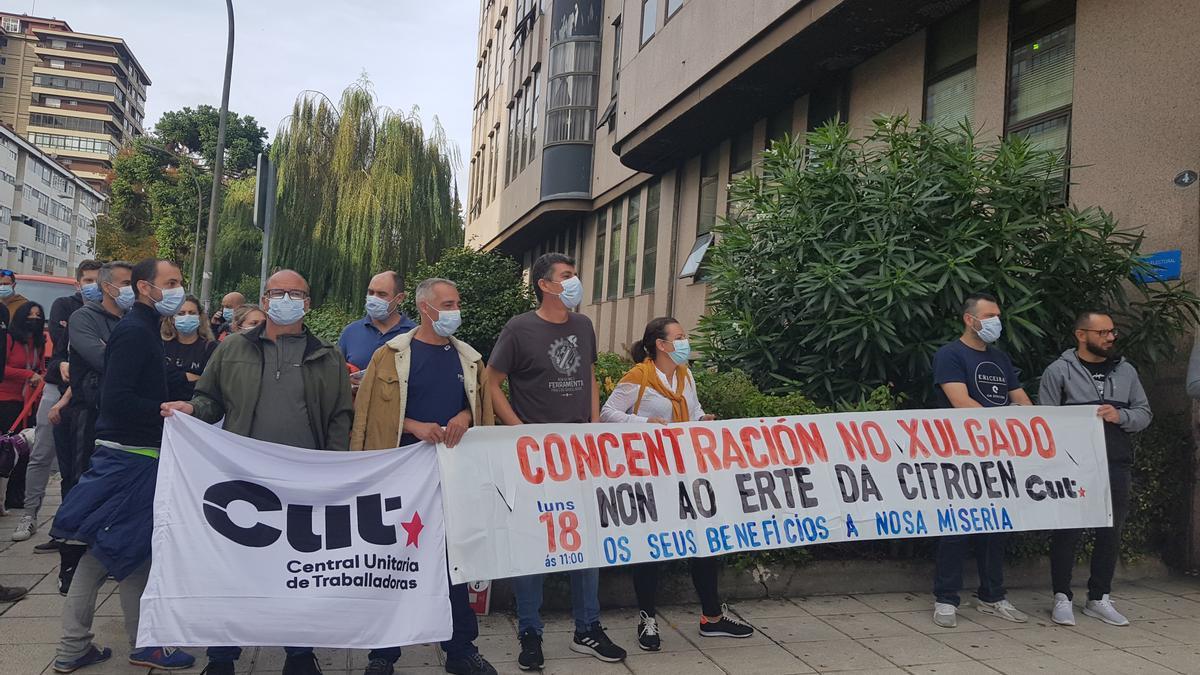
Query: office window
807 80 848 131
766 105 793 149
641 0 658 45
623 188 640 297
518 91 529 172
528 73 540 163
667 0 684 18
607 198 623 300
679 233 714 279
2 18 20 33
730 129 753 180
641 179 660 293
611 15 622 97
592 210 607 303
505 106 515 184
49 59 65 69
925 2 978 129
697 146 719 235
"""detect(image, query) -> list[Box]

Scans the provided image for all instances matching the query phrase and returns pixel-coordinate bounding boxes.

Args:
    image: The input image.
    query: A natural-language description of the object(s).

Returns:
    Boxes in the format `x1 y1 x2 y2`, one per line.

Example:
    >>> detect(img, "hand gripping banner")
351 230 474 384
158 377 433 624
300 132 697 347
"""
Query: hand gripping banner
138 414 451 649
439 406 1110 584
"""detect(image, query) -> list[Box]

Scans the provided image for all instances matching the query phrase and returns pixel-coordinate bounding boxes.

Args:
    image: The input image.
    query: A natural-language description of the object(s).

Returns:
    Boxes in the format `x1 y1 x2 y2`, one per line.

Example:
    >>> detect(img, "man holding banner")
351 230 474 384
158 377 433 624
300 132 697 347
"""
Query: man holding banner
484 253 627 670
350 276 497 675
930 292 1031 628
163 269 353 675
1039 310 1150 627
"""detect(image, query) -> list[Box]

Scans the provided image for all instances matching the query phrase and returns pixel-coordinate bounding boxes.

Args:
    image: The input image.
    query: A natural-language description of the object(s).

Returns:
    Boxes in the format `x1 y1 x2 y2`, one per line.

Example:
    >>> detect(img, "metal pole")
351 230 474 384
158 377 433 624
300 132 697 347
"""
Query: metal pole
188 168 202 288
200 0 235 310
258 160 276 298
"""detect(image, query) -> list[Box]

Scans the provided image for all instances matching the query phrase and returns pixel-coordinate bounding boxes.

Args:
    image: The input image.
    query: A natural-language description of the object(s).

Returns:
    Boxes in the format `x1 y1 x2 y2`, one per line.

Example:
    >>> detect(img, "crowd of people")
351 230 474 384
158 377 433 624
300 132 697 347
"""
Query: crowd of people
0 251 1170 674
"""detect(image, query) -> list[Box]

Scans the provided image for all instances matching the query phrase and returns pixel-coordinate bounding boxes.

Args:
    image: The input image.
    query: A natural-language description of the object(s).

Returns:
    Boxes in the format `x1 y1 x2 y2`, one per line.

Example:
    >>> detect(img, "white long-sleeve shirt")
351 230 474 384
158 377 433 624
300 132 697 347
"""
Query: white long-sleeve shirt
600 366 705 423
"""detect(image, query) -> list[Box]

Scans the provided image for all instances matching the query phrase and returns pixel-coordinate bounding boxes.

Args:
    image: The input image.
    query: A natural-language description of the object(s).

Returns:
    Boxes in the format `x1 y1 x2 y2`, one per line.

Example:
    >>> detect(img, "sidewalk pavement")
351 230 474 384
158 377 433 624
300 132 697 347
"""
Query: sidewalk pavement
3 481 1200 674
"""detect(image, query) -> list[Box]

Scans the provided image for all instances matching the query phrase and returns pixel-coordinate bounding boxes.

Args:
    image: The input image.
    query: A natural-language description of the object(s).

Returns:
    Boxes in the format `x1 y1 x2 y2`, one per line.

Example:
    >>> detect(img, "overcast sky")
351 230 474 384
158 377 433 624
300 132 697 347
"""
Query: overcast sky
23 0 478 182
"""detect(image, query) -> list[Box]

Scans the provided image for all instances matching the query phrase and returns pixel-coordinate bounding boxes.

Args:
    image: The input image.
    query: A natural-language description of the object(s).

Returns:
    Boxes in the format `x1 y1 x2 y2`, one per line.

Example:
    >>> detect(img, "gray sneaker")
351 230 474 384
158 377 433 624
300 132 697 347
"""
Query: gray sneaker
1051 593 1076 625
1083 594 1129 626
976 598 1028 623
11 515 35 542
933 602 957 628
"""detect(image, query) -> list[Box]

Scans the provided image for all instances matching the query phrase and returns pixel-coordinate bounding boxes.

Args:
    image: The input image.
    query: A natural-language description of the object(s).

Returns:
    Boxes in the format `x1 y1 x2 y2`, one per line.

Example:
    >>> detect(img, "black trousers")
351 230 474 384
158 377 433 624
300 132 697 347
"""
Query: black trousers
1050 464 1132 601
1 400 26 509
632 557 722 618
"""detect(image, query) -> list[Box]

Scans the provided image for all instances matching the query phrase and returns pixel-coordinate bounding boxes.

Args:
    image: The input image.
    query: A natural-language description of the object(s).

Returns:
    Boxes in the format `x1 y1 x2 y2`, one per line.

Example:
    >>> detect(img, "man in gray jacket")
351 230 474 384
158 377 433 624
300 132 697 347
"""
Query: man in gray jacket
1039 309 1152 628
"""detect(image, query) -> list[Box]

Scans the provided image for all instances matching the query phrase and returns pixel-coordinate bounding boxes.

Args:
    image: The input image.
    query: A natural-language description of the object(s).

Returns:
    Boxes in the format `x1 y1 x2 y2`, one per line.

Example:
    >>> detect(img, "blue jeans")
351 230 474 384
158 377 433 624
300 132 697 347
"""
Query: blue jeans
514 568 600 635
369 581 479 663
933 533 1006 606
207 646 311 663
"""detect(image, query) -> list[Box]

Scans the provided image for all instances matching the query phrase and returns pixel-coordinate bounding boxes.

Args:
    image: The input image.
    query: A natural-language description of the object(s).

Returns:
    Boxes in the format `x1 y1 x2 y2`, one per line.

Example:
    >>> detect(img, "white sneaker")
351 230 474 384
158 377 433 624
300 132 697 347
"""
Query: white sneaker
933 602 957 628
11 515 35 542
976 598 1028 623
1051 593 1076 625
1083 594 1130 626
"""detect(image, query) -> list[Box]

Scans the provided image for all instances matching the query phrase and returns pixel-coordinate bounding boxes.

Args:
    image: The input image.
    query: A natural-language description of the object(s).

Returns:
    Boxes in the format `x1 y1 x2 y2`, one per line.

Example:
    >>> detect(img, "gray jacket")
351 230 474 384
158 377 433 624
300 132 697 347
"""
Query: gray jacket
1038 349 1151 464
67 301 122 407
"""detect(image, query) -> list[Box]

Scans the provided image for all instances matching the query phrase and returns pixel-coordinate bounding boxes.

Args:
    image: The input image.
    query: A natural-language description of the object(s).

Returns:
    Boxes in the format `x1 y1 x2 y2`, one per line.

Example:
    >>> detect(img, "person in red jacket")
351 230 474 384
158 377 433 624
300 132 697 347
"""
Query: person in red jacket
0 301 45 425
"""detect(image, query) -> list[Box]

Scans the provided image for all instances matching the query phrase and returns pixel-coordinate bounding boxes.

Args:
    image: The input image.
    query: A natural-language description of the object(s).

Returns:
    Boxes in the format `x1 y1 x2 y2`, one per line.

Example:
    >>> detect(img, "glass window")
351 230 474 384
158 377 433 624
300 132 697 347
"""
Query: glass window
926 69 976 129
641 0 658 45
623 188 640 297
730 128 753 177
807 80 847 131
667 0 684 18
766 105 793 149
679 232 714 279
641 179 660 293
924 2 978 129
611 16 622 97
592 210 607 303
1007 0 1075 163
607 198 623 300
697 146 719 235
529 74 540 162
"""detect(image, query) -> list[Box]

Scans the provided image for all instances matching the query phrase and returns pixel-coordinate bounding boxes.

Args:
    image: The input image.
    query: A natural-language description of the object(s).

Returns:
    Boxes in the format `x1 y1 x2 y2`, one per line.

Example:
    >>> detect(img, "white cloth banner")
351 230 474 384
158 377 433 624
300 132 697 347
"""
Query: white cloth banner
440 406 1110 584
138 414 451 649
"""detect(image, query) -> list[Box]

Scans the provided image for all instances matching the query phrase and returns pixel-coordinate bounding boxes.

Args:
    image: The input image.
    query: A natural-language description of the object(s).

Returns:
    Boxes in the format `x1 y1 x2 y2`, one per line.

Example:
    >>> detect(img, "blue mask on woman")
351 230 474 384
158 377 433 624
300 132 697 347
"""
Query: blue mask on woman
668 339 691 365
174 314 200 335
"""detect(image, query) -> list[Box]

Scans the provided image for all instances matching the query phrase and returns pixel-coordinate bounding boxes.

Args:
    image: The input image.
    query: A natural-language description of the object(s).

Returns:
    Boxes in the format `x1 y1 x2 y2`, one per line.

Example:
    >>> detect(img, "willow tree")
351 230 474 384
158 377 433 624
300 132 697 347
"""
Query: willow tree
271 83 463 308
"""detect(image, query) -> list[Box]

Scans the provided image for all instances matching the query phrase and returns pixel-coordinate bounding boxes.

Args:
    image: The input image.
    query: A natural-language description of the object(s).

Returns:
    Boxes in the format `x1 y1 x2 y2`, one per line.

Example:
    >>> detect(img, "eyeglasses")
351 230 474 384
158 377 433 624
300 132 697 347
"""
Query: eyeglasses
264 289 309 300
1082 328 1119 338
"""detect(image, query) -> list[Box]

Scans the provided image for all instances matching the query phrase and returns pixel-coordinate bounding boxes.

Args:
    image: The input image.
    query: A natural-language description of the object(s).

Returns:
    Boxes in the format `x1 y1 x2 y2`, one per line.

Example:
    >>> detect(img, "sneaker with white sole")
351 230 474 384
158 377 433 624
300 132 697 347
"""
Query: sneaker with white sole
933 602 957 628
636 611 661 651
976 598 1028 623
11 515 35 541
1051 593 1076 625
1083 594 1129 626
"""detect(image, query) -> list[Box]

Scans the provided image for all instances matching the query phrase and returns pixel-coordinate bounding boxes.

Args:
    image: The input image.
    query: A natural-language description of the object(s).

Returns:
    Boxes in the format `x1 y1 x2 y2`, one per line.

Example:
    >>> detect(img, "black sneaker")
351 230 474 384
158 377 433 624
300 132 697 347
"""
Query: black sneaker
282 652 323 675
636 611 661 651
363 657 393 675
200 663 236 675
445 652 497 675
34 538 60 554
571 624 626 663
517 630 543 671
0 584 28 602
699 605 754 638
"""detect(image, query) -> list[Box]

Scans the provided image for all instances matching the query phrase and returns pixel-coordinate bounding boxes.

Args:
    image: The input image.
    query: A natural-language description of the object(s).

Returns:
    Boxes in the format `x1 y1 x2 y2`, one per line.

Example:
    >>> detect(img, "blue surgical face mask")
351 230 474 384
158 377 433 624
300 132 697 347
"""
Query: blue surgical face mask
365 295 393 322
222 307 234 322
668 339 691 365
553 276 583 309
114 285 135 311
0 284 14 298
173 314 200 335
81 282 102 303
153 285 186 317
267 293 306 326
975 316 1003 344
426 306 462 338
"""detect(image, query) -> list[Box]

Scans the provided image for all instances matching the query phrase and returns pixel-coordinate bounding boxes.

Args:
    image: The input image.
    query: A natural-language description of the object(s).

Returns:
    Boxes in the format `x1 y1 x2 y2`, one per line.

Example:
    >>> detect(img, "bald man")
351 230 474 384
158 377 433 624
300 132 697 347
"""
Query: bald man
163 270 353 674
216 291 246 337
337 270 416 371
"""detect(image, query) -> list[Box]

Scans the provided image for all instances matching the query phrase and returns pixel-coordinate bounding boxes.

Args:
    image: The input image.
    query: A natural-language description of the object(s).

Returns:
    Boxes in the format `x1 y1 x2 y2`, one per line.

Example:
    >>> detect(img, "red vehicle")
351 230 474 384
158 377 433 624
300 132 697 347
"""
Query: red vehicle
9 274 78 357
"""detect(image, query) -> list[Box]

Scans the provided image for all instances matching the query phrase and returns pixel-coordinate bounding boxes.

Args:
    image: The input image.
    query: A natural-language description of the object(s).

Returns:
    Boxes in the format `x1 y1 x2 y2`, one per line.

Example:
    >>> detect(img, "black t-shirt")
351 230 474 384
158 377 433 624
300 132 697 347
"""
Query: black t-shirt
163 338 217 398
1080 358 1115 398
488 311 598 424
932 339 1022 408
400 338 469 446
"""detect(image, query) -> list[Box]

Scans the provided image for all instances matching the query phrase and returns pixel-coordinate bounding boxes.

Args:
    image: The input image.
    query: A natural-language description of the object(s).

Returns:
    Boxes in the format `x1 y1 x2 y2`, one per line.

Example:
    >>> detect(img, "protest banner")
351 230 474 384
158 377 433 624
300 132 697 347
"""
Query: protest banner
440 406 1109 584
138 414 451 649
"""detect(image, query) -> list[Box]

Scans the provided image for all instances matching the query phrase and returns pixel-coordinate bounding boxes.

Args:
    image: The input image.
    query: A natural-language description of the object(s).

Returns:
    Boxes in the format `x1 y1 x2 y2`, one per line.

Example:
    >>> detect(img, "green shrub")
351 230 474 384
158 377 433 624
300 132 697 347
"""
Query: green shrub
306 303 358 344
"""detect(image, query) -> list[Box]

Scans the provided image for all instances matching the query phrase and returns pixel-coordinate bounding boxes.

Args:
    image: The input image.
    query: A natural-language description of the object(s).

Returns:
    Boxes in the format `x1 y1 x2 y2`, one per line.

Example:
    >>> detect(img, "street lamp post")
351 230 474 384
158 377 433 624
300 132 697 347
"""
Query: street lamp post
200 0 235 310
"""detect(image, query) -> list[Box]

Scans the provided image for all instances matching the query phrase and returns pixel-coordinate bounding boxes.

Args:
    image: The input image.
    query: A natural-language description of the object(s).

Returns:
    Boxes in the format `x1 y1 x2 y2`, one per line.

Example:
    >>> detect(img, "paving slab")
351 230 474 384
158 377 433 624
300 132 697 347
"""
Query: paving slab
781 639 895 672
857 634 968 666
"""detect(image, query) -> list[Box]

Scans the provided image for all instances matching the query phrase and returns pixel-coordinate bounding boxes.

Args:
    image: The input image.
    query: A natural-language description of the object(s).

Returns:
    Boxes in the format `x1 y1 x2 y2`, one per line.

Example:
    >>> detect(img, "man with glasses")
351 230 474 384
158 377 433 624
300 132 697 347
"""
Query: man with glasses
163 269 353 675
1039 310 1151 627
0 268 29 318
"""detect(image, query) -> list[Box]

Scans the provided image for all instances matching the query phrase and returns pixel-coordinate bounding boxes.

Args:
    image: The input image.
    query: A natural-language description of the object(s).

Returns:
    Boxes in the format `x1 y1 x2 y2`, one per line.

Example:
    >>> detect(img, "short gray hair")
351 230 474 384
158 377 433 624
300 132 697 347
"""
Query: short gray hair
414 278 457 305
99 260 132 286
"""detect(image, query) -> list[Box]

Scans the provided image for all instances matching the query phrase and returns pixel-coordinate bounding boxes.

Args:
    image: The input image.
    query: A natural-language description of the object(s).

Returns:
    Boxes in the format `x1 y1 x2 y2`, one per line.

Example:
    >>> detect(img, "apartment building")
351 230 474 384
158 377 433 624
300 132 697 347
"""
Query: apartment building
0 122 102 277
466 0 1200 357
0 12 150 188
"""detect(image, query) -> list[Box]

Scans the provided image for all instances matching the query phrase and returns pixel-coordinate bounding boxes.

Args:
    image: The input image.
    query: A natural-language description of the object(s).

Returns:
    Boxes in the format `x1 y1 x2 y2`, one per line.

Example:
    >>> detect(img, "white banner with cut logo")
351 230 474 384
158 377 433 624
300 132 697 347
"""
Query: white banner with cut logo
138 414 451 649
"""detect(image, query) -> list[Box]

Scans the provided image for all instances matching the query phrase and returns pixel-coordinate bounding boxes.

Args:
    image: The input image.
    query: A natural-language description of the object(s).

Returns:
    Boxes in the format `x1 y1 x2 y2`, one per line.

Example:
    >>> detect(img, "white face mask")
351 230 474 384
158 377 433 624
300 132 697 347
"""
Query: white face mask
550 276 583 309
974 316 1003 344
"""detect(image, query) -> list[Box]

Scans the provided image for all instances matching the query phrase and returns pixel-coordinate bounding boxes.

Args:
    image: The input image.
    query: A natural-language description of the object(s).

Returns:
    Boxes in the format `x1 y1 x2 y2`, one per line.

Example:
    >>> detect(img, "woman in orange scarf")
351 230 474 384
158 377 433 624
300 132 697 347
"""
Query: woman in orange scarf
600 317 754 651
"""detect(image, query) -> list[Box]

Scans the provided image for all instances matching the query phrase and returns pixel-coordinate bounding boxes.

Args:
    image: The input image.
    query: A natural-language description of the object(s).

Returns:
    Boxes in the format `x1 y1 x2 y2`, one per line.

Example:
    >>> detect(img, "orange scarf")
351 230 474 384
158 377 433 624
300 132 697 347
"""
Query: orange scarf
619 359 691 423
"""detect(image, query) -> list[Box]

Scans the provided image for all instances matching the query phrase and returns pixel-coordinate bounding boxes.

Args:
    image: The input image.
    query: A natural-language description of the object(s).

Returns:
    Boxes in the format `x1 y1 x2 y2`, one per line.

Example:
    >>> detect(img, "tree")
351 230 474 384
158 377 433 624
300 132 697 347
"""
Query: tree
212 175 261 295
699 117 1200 406
270 82 463 310
154 105 268 176
400 247 533 360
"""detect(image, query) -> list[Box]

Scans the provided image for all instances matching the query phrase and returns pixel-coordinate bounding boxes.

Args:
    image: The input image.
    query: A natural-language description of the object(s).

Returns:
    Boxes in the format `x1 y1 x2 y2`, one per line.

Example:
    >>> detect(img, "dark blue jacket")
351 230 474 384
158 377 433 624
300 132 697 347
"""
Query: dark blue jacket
336 313 416 370
94 302 171 448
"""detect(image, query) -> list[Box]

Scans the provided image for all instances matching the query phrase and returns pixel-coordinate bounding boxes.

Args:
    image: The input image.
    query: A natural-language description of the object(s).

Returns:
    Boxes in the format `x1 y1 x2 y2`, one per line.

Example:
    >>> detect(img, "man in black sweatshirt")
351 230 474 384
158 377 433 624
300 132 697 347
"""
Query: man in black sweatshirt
50 258 195 673
1038 309 1152 628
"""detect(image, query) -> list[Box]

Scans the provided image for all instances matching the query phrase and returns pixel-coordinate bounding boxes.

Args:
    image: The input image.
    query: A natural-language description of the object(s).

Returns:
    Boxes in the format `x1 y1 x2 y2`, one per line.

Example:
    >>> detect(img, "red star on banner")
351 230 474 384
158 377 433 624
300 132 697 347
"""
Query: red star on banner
1078 488 1086 497
401 512 424 547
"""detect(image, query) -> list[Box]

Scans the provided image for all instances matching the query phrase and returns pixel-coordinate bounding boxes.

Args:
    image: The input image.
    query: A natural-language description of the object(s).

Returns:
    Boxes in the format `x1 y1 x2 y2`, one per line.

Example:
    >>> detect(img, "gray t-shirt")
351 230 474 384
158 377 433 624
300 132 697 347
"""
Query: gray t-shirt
248 333 317 449
488 310 597 424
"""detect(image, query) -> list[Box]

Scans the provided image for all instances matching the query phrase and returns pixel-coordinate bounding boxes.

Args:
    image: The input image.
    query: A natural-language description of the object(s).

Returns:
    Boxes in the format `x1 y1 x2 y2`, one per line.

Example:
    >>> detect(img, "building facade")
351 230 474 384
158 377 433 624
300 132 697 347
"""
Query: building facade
0 122 102 277
467 0 1200 359
0 12 149 188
